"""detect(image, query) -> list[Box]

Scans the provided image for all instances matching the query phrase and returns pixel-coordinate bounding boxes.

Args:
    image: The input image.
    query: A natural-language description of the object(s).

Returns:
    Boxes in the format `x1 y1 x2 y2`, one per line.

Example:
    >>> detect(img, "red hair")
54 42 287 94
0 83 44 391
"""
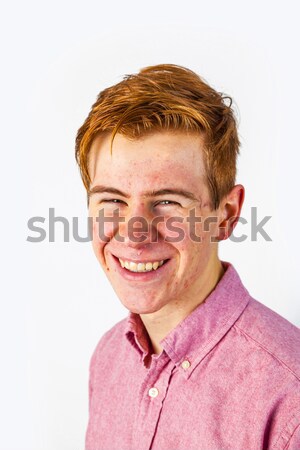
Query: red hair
75 64 240 209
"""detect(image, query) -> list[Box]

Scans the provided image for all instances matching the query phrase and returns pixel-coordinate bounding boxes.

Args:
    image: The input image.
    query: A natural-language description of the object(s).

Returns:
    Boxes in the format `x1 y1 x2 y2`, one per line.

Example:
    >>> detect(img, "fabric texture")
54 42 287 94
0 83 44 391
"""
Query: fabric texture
85 262 300 450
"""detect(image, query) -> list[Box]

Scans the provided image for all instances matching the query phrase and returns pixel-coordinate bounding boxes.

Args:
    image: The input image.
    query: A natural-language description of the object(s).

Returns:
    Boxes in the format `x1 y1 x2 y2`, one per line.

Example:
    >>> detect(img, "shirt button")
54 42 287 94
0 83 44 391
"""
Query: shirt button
181 359 191 370
148 387 159 398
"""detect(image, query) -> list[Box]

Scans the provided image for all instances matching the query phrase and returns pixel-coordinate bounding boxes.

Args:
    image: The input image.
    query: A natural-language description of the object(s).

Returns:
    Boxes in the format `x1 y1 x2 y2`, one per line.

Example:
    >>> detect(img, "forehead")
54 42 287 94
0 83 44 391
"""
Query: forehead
88 131 207 193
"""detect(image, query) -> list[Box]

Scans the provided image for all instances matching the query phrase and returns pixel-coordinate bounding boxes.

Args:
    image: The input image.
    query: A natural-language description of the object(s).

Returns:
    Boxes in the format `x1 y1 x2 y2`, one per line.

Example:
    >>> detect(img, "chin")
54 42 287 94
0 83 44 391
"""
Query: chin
120 298 165 315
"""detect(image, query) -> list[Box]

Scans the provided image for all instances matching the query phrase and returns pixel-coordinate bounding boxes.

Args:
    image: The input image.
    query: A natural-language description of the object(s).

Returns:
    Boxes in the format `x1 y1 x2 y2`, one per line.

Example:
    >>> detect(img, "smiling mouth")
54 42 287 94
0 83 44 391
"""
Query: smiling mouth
118 258 168 273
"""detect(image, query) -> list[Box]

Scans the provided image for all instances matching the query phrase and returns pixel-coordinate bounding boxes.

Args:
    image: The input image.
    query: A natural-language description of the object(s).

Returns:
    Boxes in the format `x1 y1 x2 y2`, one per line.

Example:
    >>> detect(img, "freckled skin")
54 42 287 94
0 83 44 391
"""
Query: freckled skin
88 131 225 319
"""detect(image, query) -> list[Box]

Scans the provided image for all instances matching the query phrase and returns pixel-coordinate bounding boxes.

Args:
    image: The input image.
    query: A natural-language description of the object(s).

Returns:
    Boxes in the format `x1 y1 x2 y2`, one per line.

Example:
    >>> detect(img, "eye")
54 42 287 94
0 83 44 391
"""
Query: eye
101 199 125 204
156 200 181 206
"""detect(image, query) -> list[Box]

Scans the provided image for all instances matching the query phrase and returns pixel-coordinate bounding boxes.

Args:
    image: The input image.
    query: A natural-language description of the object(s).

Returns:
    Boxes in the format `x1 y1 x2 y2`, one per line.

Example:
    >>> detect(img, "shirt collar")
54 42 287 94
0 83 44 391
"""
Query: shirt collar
125 261 250 379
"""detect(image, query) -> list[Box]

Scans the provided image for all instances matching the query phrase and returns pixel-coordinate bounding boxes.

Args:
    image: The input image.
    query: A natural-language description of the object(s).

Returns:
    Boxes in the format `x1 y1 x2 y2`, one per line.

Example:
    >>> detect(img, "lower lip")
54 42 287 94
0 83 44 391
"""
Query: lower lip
111 255 171 282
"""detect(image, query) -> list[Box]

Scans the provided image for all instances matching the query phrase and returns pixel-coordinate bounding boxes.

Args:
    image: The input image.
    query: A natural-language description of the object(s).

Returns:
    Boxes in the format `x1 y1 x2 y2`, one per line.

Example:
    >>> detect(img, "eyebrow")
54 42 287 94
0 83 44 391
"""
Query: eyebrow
88 185 198 201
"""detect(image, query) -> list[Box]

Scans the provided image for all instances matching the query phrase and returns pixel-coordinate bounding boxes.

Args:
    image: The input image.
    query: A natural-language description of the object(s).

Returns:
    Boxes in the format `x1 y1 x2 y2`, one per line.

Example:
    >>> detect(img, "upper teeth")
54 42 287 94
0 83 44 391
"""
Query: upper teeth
118 259 165 272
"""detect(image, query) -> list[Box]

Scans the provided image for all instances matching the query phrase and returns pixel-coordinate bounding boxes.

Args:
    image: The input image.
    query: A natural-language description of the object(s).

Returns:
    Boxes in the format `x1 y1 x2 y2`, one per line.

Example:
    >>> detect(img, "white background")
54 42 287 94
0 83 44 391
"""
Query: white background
1 0 299 449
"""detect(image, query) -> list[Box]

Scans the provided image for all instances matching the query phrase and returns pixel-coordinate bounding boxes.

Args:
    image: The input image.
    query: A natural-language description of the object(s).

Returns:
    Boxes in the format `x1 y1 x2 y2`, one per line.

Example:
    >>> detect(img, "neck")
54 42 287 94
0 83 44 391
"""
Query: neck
140 258 224 355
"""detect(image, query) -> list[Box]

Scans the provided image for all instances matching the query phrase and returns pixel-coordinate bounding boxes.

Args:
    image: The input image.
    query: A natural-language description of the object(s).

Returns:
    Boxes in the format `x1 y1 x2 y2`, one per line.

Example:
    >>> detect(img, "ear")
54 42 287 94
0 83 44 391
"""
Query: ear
217 184 245 241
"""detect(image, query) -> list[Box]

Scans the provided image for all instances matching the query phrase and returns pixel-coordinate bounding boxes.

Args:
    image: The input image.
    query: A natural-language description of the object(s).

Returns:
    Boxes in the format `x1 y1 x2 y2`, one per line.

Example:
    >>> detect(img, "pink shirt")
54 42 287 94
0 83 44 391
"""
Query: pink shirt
86 262 300 450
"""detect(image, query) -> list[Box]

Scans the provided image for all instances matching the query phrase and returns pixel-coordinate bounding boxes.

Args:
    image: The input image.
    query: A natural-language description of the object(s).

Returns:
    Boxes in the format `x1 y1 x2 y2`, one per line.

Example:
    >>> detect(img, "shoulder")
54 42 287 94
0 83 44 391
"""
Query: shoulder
89 317 128 369
234 296 300 380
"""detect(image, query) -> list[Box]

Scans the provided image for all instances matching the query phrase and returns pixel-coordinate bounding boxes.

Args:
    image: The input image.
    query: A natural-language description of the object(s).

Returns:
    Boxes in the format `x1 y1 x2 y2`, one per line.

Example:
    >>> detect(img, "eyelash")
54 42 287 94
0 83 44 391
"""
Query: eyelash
155 200 180 206
100 199 180 206
102 199 124 203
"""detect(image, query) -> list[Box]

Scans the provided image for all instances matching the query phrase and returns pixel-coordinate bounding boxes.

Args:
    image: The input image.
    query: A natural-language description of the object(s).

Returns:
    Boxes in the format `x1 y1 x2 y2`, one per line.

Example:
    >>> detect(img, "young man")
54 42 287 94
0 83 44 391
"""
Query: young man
75 65 300 450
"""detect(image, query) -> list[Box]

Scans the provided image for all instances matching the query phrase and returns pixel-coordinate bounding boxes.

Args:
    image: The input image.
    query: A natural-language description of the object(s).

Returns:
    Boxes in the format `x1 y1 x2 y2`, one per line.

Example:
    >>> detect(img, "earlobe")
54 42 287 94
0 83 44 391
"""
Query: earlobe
217 184 245 241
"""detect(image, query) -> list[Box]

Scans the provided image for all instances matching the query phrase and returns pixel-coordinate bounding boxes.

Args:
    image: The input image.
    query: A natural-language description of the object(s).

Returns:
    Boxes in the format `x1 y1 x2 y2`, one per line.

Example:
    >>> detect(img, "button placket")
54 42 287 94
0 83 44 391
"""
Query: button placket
134 354 173 450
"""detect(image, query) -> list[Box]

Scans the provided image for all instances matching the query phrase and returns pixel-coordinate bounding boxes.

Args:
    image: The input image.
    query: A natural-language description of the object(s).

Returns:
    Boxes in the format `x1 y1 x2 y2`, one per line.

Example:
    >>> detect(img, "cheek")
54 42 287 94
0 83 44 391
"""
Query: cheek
194 215 219 245
91 219 102 256
176 229 213 276
90 209 118 245
90 216 109 265
160 219 186 243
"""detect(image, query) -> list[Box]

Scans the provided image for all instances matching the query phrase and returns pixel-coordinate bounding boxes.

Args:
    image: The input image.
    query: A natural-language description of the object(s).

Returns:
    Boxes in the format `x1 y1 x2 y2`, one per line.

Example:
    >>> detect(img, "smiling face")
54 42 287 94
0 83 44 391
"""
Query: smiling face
88 131 225 315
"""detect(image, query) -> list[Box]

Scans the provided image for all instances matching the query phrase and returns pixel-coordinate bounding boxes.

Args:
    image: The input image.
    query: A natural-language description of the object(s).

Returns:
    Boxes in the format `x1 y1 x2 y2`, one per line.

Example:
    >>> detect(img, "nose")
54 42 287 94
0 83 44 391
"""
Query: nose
116 201 159 248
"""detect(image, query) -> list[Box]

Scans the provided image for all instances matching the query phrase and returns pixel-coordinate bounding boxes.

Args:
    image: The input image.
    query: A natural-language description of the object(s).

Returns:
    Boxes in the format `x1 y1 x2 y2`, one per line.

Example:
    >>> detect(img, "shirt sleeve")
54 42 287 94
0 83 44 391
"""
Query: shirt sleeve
87 330 111 415
88 343 98 415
